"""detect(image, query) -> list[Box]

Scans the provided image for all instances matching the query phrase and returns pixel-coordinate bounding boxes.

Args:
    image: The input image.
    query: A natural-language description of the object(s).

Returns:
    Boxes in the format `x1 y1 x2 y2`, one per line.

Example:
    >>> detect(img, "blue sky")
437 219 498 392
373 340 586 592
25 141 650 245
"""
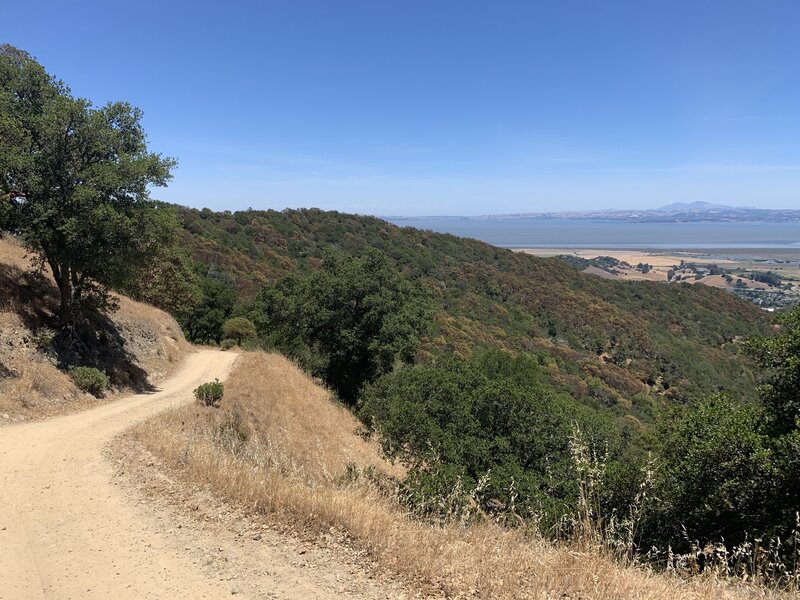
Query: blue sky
4 1 799 215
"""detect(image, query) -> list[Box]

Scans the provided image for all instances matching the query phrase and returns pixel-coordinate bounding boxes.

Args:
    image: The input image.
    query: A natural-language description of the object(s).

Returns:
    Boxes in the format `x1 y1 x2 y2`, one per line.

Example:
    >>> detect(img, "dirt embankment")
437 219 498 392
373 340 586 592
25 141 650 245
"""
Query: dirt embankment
0 235 190 421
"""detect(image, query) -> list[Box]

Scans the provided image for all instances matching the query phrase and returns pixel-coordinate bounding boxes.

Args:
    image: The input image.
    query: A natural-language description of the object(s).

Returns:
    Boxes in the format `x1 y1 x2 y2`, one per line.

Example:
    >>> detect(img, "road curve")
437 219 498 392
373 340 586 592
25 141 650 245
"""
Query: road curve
0 349 239 600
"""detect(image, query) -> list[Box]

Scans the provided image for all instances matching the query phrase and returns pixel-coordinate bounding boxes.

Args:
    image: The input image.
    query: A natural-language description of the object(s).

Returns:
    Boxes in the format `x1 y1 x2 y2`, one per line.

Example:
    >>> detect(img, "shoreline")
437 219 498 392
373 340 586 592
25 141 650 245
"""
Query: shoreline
514 247 800 262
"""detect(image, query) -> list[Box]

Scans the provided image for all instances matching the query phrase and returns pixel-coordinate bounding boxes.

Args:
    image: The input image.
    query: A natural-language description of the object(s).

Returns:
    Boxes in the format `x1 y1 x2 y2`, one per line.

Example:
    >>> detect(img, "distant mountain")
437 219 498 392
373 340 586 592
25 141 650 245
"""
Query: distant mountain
657 201 740 212
470 204 800 223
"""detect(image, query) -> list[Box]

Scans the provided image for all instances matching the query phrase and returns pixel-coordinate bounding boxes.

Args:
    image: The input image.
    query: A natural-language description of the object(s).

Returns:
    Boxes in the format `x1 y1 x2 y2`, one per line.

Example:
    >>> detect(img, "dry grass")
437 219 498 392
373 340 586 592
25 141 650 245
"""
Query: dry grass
130 351 786 599
0 235 190 420
0 234 40 271
0 236 63 416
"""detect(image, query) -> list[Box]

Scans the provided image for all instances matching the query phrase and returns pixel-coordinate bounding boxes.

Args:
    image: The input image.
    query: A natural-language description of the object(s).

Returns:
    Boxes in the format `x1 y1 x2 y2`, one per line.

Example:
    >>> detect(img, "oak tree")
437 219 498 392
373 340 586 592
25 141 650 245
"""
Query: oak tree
0 45 176 323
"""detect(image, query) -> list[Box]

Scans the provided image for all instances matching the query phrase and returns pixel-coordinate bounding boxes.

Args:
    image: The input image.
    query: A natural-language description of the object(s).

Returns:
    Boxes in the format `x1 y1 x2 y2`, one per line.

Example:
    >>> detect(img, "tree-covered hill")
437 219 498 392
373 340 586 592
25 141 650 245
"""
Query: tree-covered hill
166 206 769 418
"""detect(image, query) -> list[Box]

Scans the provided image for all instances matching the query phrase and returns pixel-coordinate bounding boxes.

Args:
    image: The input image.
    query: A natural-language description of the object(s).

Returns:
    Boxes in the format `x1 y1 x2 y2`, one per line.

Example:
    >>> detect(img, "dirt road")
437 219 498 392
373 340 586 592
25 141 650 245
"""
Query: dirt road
0 350 239 600
1 350 406 600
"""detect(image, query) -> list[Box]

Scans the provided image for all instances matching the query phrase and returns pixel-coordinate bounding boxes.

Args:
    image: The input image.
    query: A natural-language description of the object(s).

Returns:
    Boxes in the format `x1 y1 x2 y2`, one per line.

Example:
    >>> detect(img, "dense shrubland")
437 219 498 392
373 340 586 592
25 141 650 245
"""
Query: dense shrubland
172 206 766 407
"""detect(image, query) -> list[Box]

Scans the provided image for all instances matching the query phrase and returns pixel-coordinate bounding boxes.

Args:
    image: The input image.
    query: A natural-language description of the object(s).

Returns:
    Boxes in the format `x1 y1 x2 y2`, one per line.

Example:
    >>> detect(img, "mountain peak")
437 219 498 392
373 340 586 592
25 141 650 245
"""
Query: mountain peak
657 201 736 212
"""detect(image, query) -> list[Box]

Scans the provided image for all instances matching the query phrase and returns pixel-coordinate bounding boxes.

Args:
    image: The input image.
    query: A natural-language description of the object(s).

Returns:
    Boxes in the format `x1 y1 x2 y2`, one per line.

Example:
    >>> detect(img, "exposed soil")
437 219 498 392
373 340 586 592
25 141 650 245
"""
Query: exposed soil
0 349 414 599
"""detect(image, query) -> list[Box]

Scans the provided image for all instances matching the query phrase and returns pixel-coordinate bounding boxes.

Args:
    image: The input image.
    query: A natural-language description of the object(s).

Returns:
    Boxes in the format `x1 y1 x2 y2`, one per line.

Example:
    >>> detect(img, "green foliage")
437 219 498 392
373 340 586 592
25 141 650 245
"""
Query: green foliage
194 378 224 407
652 395 777 548
122 210 202 321
181 277 236 344
746 305 800 433
360 351 626 524
258 250 433 403
171 206 768 411
749 271 782 287
107 196 790 557
220 338 237 350
649 305 800 553
0 45 176 323
222 316 256 345
68 366 110 397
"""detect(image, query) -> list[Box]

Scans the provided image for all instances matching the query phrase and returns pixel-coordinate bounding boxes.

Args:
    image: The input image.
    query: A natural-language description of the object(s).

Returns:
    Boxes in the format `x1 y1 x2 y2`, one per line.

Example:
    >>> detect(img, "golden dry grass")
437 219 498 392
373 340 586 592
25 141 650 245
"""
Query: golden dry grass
131 351 786 600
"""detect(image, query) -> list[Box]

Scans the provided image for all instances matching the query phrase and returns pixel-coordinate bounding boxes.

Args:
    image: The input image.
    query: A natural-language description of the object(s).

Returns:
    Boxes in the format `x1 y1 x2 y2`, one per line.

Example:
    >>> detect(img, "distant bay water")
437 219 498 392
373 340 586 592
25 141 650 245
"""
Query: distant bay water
385 218 800 250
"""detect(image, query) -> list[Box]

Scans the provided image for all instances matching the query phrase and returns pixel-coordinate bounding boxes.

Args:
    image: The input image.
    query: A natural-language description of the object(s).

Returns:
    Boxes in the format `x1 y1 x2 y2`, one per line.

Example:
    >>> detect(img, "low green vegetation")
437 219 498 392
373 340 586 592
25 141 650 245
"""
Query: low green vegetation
194 379 224 407
360 351 631 527
68 366 110 397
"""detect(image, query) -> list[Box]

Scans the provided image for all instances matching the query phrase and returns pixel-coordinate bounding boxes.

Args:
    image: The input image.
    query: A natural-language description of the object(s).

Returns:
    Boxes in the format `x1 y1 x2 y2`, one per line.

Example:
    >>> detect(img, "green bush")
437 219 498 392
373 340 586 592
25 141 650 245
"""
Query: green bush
194 378 224 406
69 366 110 397
359 351 621 525
220 338 237 350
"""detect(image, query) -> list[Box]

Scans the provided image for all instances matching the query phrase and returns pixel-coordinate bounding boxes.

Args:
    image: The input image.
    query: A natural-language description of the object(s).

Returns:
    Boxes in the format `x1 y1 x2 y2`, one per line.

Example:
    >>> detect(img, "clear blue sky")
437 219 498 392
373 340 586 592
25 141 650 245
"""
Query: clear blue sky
4 1 799 215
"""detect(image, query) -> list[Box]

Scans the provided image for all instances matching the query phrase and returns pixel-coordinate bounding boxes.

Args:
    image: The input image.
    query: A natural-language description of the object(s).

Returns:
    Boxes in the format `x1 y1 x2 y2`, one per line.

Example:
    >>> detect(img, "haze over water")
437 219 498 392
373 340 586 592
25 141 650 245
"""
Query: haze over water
388 219 800 250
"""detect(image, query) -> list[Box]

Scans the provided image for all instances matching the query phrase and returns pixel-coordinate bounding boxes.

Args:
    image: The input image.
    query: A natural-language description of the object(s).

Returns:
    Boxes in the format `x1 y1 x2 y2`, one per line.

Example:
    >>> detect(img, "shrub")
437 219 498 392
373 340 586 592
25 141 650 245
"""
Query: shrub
222 316 256 346
69 366 110 397
194 378 224 406
220 338 237 350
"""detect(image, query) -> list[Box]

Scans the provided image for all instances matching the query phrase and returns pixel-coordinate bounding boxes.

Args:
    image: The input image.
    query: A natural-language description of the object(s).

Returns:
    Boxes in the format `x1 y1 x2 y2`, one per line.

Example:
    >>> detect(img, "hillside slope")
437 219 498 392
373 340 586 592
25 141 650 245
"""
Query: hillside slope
174 207 769 415
123 351 781 600
0 236 189 421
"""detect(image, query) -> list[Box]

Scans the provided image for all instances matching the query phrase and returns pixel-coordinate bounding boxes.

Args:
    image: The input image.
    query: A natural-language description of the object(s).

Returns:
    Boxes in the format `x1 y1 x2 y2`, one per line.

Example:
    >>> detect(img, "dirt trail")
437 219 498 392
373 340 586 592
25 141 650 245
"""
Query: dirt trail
0 350 237 599
0 349 405 600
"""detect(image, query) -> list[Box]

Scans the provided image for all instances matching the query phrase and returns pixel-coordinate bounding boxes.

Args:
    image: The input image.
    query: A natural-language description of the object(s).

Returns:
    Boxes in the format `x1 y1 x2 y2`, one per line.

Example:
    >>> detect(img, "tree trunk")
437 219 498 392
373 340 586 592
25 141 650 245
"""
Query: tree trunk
48 258 73 321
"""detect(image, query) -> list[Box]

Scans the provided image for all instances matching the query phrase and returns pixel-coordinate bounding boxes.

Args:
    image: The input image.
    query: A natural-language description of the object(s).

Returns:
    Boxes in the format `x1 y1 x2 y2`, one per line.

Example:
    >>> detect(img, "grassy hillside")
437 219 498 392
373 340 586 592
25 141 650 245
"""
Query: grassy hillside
126 351 784 600
172 206 769 417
